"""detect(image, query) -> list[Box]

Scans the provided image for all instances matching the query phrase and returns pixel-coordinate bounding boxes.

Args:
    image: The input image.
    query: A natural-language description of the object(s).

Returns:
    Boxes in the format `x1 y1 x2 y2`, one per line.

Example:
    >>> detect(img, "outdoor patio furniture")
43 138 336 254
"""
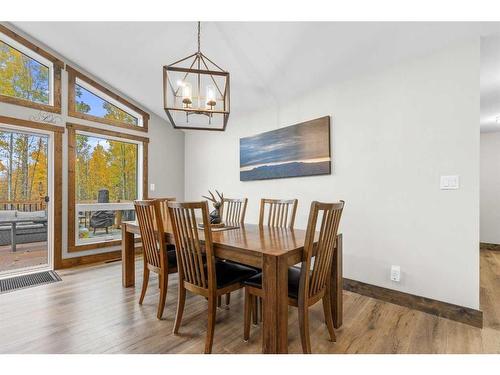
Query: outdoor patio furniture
90 189 115 234
0 210 48 252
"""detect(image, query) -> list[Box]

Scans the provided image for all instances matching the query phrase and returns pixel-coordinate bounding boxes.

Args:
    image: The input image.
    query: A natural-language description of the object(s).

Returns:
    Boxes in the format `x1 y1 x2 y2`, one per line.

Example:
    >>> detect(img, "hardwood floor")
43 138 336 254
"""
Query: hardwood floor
0 250 498 354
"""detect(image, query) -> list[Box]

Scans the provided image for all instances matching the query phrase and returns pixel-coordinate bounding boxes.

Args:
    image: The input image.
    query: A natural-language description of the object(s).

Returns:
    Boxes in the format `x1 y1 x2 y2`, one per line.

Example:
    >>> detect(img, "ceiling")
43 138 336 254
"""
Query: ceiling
10 22 500 128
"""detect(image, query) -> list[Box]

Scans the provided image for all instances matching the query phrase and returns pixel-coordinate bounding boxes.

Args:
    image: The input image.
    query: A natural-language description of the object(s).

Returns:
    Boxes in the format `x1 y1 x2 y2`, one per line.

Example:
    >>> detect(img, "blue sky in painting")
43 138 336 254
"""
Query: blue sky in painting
240 120 330 167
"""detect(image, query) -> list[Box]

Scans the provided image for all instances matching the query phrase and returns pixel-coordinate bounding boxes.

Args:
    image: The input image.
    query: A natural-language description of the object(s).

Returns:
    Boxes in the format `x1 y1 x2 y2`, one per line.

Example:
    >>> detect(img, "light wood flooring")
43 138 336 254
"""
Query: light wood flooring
0 250 499 354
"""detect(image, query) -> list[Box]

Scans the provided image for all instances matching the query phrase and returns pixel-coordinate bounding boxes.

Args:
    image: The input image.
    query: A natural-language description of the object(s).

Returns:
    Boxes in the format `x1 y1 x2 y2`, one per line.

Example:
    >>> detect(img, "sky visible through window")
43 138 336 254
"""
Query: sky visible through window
76 84 138 126
87 135 110 151
80 134 135 152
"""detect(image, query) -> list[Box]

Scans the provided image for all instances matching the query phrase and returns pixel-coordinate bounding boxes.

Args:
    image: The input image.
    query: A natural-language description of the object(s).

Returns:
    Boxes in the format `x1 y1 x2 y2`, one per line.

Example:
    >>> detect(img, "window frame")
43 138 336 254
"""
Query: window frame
67 66 149 132
66 122 149 253
0 24 63 113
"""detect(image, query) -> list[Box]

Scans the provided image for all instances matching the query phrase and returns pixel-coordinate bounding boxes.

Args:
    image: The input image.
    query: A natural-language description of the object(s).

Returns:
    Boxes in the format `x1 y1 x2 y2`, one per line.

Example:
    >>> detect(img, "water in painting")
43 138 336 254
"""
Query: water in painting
240 117 331 181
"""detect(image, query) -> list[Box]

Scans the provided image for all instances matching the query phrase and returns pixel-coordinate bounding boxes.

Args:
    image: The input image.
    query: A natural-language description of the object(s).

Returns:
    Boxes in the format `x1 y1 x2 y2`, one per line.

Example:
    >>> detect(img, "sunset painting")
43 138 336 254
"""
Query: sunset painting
240 116 331 181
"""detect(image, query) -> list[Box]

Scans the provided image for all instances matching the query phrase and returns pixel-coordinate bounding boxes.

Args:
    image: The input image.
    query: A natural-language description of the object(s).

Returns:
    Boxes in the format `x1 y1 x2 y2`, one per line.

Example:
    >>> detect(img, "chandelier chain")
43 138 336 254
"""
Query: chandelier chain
197 21 201 54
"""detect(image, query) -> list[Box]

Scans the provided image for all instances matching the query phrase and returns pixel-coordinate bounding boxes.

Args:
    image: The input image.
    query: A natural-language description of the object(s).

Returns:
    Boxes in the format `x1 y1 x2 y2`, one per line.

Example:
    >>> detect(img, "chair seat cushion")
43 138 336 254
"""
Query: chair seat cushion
243 266 302 299
214 260 259 289
166 249 177 267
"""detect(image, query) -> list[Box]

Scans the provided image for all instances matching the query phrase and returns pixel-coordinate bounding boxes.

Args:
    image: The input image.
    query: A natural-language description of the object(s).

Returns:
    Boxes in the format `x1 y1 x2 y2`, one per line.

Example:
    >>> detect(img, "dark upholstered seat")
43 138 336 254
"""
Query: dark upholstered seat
243 266 302 299
166 249 177 267
213 260 258 289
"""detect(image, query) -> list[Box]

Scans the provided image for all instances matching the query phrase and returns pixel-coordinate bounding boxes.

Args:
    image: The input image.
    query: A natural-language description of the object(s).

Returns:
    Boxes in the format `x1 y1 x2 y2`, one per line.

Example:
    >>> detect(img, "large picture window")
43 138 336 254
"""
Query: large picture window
0 25 63 113
67 66 149 132
67 123 148 252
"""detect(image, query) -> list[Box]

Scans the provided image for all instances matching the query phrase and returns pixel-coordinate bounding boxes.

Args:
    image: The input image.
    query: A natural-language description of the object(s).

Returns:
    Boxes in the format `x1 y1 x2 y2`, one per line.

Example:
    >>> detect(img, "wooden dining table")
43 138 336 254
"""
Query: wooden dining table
121 221 343 354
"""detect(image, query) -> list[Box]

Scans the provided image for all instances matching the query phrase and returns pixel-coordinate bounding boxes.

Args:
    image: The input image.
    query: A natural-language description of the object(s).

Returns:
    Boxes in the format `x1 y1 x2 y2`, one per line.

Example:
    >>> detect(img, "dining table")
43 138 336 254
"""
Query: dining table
121 221 343 354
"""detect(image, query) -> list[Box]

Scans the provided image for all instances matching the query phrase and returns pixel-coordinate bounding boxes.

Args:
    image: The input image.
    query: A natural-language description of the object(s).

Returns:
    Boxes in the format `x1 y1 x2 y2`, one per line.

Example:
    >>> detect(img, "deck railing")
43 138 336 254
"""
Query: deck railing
0 200 46 212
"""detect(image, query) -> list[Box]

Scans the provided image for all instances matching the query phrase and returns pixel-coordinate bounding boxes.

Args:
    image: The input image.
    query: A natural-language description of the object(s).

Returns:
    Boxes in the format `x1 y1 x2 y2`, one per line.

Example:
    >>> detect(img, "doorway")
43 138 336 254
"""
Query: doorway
0 125 53 277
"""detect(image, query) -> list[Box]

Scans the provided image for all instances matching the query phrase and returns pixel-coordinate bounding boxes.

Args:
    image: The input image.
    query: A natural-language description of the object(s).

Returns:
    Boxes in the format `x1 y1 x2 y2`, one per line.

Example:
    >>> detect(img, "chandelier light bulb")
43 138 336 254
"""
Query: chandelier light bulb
206 85 216 109
181 82 192 108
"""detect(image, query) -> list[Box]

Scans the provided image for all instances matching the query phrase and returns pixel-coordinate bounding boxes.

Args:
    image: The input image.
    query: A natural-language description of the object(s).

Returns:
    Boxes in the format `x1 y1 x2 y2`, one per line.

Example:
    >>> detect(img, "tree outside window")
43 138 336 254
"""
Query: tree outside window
0 40 50 105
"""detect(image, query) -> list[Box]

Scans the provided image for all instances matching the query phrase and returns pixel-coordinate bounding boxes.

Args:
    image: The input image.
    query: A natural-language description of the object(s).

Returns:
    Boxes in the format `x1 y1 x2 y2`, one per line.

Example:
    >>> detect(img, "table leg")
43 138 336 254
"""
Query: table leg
331 233 343 328
262 254 288 354
11 222 17 253
121 224 135 287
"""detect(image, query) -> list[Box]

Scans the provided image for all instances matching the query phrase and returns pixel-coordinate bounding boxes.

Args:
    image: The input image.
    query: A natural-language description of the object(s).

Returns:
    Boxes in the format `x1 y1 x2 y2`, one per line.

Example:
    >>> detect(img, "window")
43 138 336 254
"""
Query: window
0 41 50 105
75 84 138 126
0 25 62 113
67 66 149 132
67 123 148 252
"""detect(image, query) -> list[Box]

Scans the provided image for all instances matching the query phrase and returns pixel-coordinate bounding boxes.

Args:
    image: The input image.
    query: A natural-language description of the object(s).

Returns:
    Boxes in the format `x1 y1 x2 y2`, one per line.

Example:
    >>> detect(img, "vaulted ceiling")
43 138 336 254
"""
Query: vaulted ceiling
11 22 500 128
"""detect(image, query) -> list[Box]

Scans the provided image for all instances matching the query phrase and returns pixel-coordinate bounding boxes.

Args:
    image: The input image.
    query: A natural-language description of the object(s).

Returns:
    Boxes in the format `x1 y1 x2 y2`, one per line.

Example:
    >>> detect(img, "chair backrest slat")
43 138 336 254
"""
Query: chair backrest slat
134 200 167 270
155 197 176 229
300 201 344 299
221 197 248 224
259 198 298 228
168 201 214 290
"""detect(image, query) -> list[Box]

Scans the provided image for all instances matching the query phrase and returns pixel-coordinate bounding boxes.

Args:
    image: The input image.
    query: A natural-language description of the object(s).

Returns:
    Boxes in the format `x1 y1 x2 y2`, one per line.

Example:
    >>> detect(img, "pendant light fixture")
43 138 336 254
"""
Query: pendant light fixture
163 22 230 131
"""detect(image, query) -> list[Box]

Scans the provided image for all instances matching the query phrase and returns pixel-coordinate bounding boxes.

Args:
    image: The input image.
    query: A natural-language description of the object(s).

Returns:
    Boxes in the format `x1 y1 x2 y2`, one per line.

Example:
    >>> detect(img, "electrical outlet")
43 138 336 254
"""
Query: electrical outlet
440 175 459 190
150 183 155 192
390 265 401 282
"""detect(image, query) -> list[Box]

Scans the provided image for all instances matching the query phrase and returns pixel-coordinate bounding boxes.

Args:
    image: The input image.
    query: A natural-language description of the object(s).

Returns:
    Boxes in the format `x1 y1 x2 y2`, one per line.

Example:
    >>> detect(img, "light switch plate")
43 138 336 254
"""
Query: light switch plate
150 183 155 192
440 175 459 190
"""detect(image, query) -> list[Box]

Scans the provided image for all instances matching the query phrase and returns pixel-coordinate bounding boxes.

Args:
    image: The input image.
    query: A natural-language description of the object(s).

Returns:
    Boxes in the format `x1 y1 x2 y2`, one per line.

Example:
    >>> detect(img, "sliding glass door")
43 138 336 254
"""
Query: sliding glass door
0 127 51 277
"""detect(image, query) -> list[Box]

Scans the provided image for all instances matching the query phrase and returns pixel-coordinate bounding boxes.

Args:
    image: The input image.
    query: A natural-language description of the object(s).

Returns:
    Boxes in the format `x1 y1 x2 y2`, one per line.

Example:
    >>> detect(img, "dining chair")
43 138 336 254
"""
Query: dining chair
221 197 248 224
218 197 248 307
259 198 298 228
243 200 345 353
251 198 299 321
134 200 178 319
168 201 258 354
155 197 176 228
154 197 176 251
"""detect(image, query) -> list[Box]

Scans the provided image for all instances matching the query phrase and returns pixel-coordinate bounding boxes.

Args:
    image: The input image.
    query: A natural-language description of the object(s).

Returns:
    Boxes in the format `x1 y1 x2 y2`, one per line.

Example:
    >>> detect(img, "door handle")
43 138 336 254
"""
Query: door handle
44 196 50 203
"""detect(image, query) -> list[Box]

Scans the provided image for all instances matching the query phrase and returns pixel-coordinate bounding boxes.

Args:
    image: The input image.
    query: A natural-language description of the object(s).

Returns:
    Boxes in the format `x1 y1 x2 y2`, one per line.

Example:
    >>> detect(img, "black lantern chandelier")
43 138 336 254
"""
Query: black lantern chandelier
163 22 230 131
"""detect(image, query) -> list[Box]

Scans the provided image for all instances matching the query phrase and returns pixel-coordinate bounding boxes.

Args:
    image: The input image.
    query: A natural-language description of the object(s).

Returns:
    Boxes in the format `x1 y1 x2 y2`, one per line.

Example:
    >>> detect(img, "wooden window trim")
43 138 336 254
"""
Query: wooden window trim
66 66 149 133
0 115 64 269
0 24 63 114
66 122 148 253
57 248 142 269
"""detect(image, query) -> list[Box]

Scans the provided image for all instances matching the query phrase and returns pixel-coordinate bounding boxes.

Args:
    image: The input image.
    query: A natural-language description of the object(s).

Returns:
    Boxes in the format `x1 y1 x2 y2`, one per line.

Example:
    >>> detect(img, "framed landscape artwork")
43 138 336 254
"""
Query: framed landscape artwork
240 116 331 181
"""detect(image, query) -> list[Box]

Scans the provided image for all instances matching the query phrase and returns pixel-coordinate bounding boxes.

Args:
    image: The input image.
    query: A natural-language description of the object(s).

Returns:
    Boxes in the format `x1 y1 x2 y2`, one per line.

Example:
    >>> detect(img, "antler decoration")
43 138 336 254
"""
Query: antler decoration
202 190 224 225
202 190 218 203
216 190 223 201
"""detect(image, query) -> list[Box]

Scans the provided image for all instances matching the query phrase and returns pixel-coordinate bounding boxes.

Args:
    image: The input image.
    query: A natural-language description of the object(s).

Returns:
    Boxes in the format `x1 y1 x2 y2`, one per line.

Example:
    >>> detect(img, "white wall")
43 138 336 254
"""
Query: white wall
185 40 480 309
0 24 185 259
480 132 500 244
